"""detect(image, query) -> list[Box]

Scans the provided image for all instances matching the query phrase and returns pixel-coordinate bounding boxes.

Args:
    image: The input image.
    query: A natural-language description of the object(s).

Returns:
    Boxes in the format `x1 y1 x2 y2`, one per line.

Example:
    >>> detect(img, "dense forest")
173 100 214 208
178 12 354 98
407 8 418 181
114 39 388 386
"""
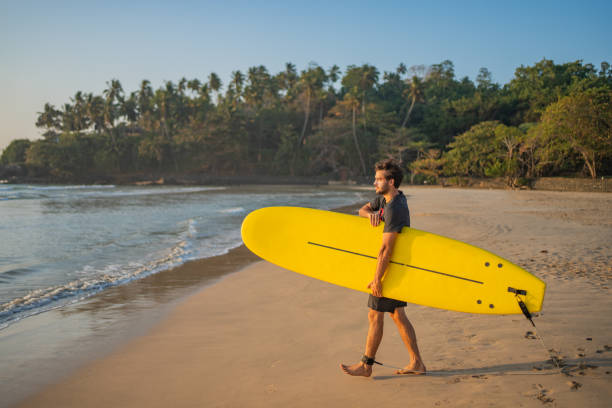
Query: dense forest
2 58 611 185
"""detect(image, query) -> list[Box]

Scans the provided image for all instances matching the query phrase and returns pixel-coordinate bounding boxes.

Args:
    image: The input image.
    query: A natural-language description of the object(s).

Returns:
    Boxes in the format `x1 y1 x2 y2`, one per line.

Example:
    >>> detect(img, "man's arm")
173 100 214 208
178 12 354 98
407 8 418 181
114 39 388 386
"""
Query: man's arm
359 203 381 227
367 231 398 297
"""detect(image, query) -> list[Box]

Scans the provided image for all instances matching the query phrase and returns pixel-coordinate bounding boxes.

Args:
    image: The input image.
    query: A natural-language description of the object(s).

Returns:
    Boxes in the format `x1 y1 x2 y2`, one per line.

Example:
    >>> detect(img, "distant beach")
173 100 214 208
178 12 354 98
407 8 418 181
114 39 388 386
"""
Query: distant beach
7 187 611 407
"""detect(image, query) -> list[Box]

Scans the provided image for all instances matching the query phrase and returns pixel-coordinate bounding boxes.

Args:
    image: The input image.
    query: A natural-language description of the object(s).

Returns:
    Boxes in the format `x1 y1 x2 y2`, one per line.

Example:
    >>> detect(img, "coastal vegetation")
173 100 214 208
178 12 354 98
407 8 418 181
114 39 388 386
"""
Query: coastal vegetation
2 59 611 185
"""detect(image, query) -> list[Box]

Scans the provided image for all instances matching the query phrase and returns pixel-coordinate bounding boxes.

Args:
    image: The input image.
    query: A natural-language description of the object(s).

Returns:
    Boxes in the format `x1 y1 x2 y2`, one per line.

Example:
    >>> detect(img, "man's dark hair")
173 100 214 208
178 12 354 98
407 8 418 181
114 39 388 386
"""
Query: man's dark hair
375 159 403 188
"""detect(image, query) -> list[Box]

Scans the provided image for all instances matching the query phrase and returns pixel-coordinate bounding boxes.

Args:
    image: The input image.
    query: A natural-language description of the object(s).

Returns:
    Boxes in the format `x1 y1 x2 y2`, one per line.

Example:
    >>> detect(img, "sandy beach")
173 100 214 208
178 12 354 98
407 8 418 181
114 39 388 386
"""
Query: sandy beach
15 187 612 407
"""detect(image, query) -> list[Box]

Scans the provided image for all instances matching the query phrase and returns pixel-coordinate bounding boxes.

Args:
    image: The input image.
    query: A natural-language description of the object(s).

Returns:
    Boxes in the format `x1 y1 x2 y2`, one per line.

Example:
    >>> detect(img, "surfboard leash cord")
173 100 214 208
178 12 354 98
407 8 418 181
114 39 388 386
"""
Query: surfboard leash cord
369 359 558 376
511 292 564 375
367 352 559 376
365 293 563 377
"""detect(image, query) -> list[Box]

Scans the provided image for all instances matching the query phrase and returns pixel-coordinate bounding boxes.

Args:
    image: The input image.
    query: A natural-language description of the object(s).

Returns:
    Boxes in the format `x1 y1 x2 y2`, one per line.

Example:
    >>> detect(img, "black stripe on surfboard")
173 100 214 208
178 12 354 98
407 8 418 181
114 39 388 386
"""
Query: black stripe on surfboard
307 241 484 285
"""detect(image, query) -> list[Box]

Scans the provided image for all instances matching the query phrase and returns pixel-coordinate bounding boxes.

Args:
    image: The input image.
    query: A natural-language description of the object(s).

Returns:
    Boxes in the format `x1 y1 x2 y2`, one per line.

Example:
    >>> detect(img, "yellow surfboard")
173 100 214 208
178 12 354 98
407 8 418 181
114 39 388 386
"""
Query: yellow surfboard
241 207 546 315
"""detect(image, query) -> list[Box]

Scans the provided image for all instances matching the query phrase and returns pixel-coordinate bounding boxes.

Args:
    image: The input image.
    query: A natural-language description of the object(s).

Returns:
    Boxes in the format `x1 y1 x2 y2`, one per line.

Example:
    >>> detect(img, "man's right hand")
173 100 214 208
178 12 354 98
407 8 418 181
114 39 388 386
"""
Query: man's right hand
369 212 381 227
367 279 383 297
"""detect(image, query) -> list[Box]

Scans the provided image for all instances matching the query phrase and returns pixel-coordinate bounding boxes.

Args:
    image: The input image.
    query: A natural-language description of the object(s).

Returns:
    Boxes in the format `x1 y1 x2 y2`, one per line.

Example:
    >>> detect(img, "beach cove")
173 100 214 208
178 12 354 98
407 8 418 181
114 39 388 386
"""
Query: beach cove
8 187 612 407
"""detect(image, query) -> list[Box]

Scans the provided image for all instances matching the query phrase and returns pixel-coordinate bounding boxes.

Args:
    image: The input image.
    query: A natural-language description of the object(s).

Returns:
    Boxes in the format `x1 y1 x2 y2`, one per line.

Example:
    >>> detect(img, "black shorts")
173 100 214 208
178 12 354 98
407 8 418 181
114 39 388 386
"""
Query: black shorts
368 295 407 313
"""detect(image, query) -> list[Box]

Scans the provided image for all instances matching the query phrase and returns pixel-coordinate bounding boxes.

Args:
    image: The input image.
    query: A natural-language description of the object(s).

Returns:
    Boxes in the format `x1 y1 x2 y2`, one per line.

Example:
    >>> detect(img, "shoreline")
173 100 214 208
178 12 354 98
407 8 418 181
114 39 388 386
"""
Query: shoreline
1 202 362 408
0 245 260 408
2 174 610 194
7 189 612 407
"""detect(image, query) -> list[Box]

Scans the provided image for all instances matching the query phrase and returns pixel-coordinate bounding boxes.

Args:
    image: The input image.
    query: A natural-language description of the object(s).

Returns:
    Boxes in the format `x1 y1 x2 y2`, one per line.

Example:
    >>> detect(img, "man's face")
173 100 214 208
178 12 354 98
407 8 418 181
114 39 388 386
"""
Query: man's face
374 170 393 195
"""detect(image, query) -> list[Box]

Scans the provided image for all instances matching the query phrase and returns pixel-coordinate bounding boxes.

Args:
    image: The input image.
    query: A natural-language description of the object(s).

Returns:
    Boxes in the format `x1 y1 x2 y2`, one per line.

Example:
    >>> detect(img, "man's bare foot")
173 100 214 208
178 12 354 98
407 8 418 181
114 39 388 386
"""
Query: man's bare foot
395 360 426 375
340 362 372 377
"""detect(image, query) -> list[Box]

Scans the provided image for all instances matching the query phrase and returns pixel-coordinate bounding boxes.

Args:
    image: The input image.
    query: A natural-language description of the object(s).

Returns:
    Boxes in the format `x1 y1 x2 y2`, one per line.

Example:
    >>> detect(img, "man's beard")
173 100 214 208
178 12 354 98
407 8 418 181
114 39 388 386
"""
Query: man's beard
376 185 389 195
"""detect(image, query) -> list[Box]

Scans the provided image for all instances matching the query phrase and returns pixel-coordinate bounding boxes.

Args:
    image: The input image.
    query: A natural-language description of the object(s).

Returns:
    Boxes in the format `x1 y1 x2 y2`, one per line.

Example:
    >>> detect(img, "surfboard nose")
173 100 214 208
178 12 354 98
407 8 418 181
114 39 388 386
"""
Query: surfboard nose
241 207 281 257
241 209 260 250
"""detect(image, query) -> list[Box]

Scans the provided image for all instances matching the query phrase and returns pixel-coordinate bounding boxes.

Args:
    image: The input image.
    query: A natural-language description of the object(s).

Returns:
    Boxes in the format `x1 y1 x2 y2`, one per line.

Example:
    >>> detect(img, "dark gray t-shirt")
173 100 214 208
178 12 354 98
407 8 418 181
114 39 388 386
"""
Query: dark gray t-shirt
369 191 410 233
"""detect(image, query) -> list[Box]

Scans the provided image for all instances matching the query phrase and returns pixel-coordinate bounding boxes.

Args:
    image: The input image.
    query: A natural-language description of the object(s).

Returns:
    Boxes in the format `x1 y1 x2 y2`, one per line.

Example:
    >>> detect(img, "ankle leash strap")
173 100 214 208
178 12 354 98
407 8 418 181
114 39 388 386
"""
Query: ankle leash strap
361 355 375 366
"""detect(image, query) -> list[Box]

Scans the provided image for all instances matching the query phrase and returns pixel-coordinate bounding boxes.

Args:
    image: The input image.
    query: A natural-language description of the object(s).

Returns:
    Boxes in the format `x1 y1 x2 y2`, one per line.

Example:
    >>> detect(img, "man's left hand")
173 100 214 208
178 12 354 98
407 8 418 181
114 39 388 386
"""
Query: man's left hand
367 279 383 297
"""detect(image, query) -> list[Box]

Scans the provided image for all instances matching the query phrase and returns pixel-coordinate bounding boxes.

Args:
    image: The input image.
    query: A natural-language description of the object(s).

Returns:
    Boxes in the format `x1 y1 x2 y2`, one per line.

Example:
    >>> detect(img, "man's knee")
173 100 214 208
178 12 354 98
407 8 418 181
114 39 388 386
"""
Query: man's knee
390 307 407 323
368 309 384 324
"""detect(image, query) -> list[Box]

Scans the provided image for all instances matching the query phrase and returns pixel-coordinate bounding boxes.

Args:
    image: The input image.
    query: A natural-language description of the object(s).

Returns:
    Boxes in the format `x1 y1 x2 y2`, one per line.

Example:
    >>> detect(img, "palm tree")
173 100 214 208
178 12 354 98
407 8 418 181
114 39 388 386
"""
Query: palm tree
178 77 188 94
199 83 211 105
401 75 424 128
187 78 201 95
278 62 298 103
121 92 139 124
296 64 326 147
328 64 340 84
162 81 178 136
60 103 76 132
138 80 154 131
138 80 153 107
396 63 407 76
36 103 61 140
186 78 205 120
342 65 378 136
208 72 222 103
344 88 366 175
103 79 124 129
245 65 274 111
318 65 341 124
70 91 90 131
174 78 190 127
243 65 275 163
86 94 106 131
228 70 244 109
230 70 244 94
358 64 378 134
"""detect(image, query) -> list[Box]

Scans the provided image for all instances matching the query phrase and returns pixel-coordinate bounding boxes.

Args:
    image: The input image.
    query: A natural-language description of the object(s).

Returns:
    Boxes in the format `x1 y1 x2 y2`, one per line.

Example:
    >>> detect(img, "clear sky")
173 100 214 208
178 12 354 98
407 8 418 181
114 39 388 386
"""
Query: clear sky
1 0 610 151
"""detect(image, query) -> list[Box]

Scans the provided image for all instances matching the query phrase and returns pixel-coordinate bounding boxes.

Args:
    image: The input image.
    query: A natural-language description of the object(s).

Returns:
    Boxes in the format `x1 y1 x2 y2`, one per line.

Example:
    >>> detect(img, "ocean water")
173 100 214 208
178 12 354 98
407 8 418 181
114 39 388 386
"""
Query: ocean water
0 184 368 329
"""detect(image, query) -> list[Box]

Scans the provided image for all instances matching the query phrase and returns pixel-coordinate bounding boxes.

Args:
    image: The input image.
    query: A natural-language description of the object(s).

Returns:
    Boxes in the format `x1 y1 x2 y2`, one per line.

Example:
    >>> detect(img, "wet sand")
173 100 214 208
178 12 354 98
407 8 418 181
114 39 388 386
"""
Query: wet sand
15 188 612 407
1 245 259 408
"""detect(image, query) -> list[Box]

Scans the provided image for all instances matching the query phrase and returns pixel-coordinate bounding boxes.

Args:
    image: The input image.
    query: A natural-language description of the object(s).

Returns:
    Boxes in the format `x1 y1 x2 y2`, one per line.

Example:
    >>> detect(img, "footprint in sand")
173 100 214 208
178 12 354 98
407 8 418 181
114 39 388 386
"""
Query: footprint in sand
532 384 554 404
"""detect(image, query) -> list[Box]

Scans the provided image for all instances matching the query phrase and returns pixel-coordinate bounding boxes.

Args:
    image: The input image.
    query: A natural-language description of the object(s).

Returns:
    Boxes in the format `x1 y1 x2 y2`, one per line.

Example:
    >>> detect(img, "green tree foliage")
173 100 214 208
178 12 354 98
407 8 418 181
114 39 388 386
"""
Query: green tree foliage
1 139 31 165
439 122 536 185
3 58 610 182
506 59 609 123
443 121 502 178
539 88 612 178
410 149 444 183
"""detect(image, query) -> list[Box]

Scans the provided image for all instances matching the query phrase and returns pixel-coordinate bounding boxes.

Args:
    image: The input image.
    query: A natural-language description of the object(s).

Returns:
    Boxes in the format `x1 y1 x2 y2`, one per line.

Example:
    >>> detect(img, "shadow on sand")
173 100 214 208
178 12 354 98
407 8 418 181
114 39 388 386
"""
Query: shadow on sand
371 357 612 380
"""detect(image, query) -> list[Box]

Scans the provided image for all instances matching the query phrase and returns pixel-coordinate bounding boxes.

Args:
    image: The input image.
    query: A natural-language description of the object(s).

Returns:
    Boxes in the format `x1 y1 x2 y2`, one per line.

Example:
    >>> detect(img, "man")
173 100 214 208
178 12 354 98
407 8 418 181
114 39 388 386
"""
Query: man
340 159 426 377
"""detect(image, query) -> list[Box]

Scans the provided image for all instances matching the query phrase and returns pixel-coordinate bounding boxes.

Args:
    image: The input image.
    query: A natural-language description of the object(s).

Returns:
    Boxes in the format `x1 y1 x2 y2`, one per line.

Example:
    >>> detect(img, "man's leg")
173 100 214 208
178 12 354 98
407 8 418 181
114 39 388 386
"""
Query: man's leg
390 307 426 374
340 309 384 377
